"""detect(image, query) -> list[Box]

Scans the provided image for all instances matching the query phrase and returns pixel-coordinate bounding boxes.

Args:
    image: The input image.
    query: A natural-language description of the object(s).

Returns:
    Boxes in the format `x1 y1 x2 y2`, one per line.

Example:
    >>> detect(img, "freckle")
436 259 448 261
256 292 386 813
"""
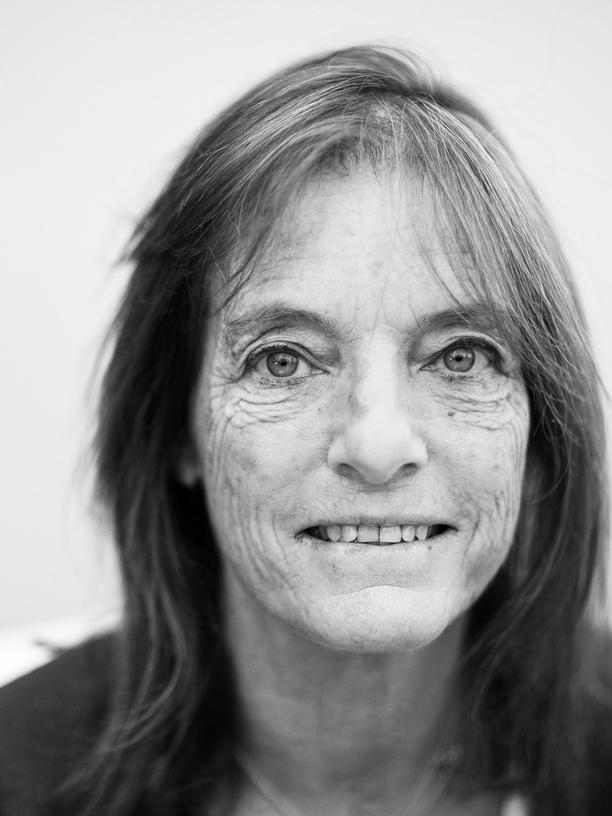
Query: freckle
448 410 455 417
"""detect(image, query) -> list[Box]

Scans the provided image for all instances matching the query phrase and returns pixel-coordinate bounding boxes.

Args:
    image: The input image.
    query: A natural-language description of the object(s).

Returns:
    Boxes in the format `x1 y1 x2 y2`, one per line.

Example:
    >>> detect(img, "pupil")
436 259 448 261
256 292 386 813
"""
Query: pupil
444 347 474 372
266 352 299 377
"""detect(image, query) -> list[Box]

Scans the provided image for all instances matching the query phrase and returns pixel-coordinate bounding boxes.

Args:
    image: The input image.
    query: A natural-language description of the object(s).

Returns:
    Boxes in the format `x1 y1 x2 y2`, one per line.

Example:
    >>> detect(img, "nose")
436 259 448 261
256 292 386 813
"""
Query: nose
327 356 428 485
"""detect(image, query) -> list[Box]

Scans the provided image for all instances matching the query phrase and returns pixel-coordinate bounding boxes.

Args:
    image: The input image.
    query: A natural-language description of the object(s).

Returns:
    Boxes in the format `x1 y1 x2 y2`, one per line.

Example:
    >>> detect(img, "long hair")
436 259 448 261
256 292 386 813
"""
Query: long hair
71 45 609 815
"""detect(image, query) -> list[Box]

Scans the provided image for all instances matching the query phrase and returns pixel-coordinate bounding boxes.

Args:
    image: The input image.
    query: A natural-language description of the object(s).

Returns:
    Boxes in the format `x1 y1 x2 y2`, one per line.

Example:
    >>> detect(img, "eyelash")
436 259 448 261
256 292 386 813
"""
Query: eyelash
425 337 503 380
244 337 504 383
245 343 319 382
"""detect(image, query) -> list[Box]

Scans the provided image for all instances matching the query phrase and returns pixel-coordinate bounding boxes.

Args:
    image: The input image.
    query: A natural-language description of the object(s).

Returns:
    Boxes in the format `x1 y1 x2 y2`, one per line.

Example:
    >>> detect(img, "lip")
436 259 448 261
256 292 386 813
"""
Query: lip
299 517 454 531
297 521 455 547
297 526 454 550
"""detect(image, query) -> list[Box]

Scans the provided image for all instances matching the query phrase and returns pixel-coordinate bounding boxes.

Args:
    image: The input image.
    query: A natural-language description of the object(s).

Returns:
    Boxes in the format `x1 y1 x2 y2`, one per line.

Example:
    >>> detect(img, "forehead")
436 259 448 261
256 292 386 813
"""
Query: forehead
215 168 488 333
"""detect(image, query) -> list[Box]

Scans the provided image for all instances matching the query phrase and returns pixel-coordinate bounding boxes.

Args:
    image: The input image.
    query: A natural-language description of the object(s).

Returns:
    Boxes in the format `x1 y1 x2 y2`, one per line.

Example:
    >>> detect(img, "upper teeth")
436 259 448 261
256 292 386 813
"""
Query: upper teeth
317 524 433 544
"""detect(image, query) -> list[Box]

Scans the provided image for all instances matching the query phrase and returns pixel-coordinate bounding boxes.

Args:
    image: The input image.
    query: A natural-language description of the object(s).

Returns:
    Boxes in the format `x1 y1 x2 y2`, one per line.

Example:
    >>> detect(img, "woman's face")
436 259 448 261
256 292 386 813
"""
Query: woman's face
188 168 530 653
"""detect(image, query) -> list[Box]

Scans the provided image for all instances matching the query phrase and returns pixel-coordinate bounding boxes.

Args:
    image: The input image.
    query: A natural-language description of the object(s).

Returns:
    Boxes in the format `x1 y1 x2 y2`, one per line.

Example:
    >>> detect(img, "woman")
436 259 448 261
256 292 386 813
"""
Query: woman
0 44 610 816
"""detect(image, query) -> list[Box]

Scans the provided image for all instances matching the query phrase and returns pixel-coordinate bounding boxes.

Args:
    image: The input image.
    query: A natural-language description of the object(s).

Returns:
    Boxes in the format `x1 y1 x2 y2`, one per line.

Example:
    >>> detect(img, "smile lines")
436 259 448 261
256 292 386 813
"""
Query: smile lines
307 524 447 544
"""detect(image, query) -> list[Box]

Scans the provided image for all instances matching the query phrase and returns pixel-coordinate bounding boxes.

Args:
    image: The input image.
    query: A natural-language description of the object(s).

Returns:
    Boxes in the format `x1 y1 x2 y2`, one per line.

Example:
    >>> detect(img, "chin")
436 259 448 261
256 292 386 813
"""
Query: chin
290 587 461 654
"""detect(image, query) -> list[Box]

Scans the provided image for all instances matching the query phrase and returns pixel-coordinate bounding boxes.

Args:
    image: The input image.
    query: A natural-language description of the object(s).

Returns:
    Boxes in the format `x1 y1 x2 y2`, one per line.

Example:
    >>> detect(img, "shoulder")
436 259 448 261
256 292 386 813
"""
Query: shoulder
573 625 612 814
581 676 612 813
0 633 115 816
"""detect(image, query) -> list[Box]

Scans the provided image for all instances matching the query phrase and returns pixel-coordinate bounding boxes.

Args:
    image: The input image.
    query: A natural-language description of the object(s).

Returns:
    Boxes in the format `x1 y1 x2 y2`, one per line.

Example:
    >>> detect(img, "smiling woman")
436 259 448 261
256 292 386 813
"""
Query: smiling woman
0 44 610 816
188 169 530 656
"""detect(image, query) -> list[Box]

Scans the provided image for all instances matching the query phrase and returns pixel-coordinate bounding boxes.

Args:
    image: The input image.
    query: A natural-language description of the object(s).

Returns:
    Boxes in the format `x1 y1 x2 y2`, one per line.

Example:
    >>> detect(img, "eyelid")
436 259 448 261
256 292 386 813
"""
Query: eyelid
246 342 312 367
244 342 325 380
421 334 505 372
435 334 504 358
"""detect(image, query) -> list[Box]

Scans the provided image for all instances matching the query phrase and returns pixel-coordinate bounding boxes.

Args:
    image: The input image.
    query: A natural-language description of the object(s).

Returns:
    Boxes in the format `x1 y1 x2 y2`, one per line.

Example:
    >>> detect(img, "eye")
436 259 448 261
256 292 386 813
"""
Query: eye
442 346 475 373
424 338 501 378
263 350 299 377
247 345 317 380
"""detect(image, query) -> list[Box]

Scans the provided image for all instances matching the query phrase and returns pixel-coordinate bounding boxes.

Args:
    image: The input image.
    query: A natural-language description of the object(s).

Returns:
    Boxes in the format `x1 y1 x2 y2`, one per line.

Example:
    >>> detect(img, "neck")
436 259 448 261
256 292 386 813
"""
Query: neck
223 571 466 815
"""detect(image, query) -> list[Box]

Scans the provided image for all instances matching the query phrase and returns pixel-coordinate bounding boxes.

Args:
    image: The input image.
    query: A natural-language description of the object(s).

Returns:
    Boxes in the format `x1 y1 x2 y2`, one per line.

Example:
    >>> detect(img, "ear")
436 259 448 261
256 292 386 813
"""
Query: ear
175 441 202 486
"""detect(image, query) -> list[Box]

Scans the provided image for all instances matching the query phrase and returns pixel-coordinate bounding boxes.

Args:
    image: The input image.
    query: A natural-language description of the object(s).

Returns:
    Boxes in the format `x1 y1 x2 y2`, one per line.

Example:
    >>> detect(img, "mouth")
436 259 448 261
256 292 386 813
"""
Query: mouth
303 523 451 545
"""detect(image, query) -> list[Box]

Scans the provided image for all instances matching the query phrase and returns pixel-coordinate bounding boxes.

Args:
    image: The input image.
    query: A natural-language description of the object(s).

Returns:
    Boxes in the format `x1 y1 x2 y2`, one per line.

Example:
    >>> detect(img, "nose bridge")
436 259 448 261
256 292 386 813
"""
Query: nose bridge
328 338 428 484
349 338 402 419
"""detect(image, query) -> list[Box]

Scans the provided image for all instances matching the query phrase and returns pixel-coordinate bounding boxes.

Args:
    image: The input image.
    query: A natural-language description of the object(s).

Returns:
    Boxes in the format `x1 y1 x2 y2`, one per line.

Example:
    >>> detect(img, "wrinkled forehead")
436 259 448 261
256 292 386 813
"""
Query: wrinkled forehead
209 167 510 341
215 172 457 296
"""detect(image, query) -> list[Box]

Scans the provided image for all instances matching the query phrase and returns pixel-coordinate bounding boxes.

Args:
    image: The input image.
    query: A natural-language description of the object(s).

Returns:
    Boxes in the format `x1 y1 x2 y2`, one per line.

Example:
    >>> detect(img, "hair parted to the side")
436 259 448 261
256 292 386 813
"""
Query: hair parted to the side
68 44 608 815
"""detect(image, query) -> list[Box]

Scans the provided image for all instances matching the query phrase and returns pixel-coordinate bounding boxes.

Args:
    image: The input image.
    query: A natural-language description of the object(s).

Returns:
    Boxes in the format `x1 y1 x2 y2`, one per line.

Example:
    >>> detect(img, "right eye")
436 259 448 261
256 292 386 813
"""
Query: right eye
260 350 299 377
441 345 476 373
247 345 318 380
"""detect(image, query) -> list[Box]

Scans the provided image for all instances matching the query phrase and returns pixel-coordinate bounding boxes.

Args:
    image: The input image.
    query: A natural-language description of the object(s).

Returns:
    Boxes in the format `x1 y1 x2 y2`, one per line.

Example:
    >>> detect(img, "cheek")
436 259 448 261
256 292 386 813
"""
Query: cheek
201 392 316 498
192 379 323 589
203 354 336 469
440 373 527 427
441 384 530 590
436 376 529 475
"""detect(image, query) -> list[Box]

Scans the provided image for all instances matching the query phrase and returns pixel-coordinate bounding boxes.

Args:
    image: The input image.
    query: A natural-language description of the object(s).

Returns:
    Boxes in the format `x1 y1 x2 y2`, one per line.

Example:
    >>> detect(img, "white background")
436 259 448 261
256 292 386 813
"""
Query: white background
1 0 611 630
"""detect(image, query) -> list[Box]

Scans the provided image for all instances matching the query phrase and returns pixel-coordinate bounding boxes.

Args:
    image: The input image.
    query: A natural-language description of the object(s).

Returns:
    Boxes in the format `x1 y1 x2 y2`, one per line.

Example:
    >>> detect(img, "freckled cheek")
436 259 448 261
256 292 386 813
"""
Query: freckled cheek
460 422 527 498
195 391 322 544
227 420 319 493
436 383 529 471
433 389 529 545
197 414 295 587
441 451 526 604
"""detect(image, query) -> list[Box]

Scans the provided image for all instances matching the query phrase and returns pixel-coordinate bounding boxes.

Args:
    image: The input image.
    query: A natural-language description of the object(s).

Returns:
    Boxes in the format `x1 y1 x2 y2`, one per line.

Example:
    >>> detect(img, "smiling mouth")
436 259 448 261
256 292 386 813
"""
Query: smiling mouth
305 523 451 544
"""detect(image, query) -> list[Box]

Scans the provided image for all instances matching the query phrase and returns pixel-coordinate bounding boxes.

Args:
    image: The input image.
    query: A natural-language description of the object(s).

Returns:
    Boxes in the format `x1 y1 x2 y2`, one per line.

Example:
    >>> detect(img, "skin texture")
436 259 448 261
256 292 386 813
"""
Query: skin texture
188 167 530 655
183 167 531 814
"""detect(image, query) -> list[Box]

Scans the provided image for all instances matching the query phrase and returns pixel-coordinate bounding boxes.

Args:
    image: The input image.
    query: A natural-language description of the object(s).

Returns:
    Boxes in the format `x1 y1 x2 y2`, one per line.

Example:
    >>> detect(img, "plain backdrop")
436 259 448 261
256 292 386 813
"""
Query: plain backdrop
1 0 611 630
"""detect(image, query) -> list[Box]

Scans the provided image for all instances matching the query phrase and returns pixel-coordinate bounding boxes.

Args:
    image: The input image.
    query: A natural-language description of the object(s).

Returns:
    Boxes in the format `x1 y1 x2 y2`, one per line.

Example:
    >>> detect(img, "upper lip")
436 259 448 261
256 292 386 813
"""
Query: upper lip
302 517 453 529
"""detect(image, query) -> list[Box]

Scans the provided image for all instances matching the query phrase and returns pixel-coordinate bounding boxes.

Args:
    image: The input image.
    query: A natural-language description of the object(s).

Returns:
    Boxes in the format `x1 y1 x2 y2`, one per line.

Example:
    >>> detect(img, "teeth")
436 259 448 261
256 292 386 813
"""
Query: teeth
317 524 436 544
341 524 358 542
357 525 379 543
379 525 402 543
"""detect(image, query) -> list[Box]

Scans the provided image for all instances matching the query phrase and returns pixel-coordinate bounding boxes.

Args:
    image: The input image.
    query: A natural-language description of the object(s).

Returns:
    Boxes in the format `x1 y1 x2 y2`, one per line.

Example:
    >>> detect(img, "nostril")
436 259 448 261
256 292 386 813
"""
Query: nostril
327 419 427 485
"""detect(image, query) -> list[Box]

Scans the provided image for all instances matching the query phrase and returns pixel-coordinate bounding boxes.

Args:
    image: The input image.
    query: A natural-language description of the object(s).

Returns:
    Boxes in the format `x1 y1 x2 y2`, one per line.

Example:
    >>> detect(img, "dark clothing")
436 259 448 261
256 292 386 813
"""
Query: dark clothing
1 634 612 815
0 635 113 816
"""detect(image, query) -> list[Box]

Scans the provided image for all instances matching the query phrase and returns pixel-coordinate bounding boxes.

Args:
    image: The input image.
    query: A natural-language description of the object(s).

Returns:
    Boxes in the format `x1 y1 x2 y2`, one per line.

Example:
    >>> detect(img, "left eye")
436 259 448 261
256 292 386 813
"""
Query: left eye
442 346 476 372
427 341 499 376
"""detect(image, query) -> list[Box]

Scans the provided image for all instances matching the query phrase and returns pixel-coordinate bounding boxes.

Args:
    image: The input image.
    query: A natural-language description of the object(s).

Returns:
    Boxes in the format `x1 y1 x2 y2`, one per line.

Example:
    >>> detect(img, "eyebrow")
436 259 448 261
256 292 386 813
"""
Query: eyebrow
415 304 512 339
223 304 340 346
223 300 511 347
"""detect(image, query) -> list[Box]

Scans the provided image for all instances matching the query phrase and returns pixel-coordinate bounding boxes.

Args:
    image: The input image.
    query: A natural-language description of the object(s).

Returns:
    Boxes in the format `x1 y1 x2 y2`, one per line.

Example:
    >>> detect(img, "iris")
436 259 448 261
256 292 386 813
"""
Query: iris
266 351 299 377
443 346 475 373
